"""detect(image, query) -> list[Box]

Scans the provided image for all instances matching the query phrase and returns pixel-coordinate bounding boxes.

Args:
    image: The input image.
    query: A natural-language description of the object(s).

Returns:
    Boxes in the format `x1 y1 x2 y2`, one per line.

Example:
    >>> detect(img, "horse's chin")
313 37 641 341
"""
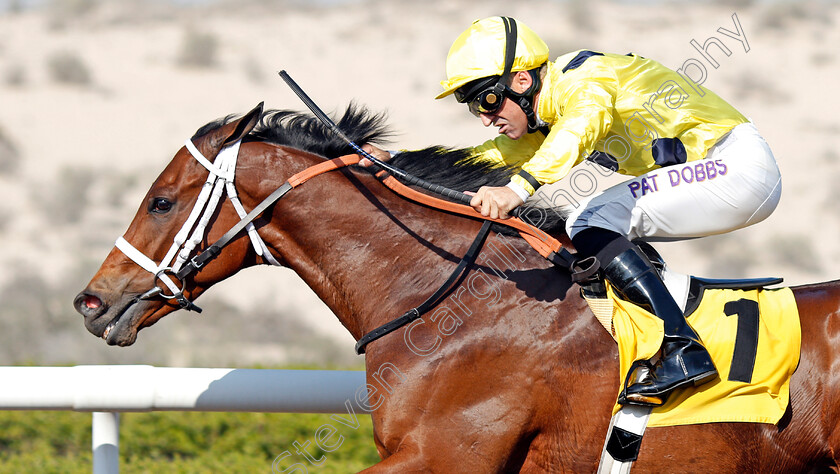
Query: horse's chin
100 299 146 347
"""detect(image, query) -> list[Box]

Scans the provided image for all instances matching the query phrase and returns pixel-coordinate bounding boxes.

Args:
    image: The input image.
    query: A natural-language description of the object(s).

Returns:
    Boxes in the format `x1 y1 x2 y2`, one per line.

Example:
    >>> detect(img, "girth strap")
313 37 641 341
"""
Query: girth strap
355 221 493 354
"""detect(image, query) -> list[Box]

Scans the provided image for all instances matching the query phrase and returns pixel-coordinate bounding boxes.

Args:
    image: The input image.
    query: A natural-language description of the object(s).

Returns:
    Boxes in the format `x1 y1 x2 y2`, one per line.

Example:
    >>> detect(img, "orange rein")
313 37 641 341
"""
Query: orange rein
289 153 564 259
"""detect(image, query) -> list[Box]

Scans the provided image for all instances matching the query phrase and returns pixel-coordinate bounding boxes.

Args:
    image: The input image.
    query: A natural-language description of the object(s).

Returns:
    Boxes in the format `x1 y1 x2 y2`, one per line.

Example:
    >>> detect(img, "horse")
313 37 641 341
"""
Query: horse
74 103 840 472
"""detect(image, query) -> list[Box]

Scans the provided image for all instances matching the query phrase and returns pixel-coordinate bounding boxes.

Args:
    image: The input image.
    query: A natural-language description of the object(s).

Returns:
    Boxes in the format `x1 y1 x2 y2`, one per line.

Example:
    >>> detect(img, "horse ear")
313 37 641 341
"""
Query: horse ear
222 102 264 146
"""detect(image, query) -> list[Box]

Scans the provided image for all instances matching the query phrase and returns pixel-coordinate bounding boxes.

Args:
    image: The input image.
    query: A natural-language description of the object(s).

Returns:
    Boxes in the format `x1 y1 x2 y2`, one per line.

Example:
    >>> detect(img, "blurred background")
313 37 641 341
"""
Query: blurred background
0 0 836 369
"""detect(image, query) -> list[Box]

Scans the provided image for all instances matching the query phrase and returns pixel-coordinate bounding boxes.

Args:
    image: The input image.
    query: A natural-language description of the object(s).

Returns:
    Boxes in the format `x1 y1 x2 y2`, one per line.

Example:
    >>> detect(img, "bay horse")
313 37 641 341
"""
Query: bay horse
74 103 840 472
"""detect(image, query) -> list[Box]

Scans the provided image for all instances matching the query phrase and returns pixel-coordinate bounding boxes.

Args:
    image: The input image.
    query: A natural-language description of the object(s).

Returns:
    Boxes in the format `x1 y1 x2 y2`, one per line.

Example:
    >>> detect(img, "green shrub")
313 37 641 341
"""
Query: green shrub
0 408 379 472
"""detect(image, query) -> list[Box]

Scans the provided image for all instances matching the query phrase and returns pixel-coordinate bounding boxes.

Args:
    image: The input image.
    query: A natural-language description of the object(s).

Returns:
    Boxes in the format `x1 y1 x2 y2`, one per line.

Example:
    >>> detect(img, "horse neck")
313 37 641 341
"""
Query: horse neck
236 144 497 341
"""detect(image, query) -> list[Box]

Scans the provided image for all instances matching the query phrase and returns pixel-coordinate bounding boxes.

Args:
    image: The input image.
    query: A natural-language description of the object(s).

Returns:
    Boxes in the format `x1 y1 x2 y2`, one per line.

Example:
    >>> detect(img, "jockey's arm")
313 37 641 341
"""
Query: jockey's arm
470 79 617 218
517 79 616 190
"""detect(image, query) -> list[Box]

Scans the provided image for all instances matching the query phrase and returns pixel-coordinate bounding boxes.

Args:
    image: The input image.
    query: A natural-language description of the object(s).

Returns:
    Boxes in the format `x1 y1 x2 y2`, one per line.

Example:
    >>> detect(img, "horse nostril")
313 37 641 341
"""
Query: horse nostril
74 292 105 318
83 295 102 310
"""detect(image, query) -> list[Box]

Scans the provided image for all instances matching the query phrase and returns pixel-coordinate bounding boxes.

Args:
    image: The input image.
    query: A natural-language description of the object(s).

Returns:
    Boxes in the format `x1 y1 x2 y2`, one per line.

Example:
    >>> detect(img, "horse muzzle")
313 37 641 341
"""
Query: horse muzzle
73 290 146 346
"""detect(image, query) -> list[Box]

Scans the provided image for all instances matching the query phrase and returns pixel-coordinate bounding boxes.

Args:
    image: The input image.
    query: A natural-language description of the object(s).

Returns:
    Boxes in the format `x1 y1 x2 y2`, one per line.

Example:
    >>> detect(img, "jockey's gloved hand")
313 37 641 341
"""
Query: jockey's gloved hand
359 144 394 168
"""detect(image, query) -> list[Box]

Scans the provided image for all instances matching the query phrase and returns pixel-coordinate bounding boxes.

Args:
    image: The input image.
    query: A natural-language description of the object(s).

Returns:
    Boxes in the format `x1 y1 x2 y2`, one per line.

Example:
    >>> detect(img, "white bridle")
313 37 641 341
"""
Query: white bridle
114 138 280 309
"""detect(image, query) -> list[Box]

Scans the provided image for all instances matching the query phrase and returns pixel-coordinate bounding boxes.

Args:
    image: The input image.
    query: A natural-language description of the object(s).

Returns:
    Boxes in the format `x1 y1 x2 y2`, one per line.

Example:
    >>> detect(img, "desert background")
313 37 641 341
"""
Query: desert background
0 0 836 370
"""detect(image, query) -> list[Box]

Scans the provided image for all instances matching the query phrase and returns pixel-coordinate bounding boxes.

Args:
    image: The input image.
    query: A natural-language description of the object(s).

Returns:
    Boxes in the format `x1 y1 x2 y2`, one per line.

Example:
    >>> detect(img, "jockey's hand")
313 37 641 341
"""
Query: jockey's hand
468 186 524 219
360 144 392 167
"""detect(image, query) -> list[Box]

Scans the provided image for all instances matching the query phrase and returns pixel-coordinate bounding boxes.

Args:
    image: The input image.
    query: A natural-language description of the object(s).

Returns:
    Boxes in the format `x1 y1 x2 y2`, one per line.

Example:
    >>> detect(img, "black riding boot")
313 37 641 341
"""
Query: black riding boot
602 246 717 406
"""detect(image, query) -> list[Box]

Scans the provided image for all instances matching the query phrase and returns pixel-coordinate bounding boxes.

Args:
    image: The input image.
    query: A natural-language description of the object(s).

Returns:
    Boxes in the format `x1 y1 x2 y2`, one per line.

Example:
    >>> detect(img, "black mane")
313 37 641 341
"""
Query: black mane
192 104 565 233
192 102 390 158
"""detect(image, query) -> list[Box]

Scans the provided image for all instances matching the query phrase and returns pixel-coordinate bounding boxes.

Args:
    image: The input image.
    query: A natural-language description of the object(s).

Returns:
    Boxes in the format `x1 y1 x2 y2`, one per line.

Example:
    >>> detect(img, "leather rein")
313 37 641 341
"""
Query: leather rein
115 143 579 354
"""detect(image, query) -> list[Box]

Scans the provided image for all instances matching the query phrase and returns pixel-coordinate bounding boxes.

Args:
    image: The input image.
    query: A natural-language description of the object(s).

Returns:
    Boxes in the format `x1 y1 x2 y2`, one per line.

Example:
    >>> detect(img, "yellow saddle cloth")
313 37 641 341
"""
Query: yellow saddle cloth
608 283 801 427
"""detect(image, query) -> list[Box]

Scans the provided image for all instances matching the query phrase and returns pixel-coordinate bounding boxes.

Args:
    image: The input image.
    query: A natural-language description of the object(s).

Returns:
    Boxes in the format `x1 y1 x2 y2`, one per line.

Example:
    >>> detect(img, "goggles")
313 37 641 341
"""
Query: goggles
454 76 507 117
452 17 519 118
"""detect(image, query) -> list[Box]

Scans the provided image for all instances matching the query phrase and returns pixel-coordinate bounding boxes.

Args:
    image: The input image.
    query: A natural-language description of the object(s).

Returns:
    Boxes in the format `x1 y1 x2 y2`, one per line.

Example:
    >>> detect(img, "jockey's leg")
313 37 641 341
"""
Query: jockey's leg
574 228 717 405
565 123 780 405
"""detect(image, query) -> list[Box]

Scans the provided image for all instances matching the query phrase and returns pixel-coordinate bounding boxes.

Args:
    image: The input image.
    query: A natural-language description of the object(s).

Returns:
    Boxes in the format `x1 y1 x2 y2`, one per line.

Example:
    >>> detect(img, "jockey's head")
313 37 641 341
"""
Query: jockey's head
436 17 549 134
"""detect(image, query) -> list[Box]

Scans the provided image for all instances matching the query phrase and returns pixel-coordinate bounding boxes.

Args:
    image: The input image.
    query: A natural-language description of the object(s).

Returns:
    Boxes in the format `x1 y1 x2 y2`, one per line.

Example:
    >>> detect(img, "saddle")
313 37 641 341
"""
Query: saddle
580 239 798 422
588 242 799 469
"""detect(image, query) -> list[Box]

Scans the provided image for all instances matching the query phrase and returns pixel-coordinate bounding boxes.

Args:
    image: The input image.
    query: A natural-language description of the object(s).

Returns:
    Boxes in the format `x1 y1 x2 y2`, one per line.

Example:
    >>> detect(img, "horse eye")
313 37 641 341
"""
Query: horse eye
149 197 174 214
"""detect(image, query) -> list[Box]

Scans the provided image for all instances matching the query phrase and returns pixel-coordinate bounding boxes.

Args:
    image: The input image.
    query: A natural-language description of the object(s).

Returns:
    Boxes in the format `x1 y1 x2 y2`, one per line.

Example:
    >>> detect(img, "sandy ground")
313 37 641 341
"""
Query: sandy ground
0 0 837 365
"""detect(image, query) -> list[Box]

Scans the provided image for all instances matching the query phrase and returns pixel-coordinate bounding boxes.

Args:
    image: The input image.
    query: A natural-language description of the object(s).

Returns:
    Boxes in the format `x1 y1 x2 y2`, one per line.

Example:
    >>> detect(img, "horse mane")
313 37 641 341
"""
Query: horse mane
192 102 390 158
192 104 565 234
388 147 566 236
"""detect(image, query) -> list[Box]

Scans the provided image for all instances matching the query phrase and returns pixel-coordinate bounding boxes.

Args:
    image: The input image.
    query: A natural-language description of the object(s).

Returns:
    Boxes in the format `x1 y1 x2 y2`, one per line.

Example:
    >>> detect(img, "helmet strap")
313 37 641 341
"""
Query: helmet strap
504 69 544 133
498 18 544 133
499 17 517 86
493 16 518 111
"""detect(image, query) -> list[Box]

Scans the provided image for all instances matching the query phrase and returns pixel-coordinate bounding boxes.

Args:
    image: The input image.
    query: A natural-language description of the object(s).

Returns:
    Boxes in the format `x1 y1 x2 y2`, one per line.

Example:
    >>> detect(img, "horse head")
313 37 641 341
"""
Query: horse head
73 103 266 346
73 101 400 346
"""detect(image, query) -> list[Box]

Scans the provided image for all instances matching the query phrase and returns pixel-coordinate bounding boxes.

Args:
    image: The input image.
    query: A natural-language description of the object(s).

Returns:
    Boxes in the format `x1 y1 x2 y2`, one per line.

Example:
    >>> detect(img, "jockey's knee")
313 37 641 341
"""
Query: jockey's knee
571 227 629 260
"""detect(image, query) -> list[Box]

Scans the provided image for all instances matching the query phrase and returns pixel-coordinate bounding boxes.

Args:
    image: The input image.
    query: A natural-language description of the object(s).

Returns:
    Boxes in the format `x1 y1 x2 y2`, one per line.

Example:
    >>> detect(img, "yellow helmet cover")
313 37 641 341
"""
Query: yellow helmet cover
436 17 549 99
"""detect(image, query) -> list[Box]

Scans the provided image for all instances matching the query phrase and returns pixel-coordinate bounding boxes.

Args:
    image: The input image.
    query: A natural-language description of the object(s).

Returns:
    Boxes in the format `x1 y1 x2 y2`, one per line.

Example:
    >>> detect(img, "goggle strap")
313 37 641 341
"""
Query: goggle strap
457 75 499 103
501 68 544 131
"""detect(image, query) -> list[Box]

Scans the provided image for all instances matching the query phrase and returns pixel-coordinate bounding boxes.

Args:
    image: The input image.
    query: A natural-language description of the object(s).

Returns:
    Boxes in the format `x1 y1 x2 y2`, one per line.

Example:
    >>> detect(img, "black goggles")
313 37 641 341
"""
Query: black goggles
454 76 507 117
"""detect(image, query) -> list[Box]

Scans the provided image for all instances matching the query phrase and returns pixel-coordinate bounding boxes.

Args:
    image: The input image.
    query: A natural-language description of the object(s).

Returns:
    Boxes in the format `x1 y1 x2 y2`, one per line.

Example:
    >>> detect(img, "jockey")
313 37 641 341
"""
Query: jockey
365 16 782 406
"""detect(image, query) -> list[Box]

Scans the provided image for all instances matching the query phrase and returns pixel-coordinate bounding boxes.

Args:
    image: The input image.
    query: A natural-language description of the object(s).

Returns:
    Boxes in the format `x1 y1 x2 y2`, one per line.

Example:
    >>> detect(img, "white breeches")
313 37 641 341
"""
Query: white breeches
566 122 782 242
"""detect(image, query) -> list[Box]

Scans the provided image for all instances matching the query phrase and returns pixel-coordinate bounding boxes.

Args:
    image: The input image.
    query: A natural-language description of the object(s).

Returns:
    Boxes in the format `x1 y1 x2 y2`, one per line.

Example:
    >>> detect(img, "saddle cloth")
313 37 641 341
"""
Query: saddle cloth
608 284 801 427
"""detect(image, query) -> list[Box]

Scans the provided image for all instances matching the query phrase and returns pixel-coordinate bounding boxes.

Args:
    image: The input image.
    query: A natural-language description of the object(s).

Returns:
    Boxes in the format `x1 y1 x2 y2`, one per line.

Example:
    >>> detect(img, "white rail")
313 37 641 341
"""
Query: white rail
0 366 367 473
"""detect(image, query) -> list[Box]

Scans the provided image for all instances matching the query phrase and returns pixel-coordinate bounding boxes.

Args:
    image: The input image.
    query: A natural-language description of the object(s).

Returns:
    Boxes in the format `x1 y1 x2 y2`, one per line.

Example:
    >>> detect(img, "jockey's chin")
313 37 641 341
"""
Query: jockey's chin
480 99 530 141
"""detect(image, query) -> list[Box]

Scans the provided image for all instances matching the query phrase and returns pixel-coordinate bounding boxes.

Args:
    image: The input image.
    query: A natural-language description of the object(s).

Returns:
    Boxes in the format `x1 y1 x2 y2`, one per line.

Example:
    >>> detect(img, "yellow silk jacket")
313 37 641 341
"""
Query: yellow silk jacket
472 50 748 194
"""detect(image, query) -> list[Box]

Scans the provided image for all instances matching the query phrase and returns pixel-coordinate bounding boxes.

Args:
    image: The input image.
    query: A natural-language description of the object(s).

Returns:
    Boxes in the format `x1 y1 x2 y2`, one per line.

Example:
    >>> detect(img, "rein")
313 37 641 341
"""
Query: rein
115 140 577 352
